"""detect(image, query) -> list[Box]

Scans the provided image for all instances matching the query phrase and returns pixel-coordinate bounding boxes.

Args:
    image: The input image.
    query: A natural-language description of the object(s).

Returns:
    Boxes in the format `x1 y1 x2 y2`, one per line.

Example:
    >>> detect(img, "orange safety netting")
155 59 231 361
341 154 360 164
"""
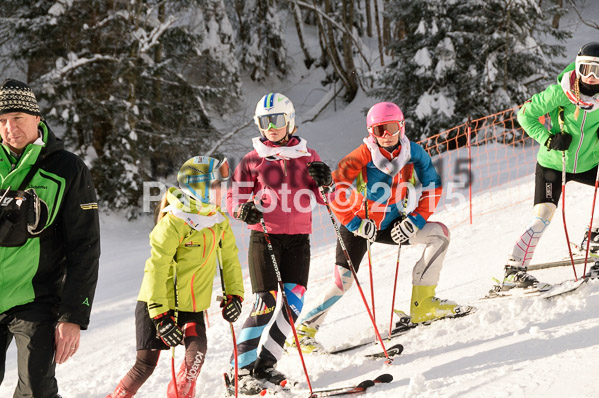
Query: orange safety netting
418 105 539 227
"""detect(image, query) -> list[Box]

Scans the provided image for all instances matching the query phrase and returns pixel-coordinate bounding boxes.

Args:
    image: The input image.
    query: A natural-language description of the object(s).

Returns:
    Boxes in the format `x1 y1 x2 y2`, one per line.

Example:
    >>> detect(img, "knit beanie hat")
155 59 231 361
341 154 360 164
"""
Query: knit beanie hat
0 79 41 117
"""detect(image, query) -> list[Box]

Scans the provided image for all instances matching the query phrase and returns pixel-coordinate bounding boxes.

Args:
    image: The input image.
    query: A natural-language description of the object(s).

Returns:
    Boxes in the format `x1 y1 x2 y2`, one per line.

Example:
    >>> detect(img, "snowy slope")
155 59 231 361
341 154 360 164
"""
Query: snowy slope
2 176 599 398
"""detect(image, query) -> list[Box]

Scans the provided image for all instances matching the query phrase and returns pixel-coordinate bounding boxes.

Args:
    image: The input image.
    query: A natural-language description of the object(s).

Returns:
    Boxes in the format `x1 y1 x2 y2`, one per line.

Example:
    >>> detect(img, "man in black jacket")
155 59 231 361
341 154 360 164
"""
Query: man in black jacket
0 79 100 398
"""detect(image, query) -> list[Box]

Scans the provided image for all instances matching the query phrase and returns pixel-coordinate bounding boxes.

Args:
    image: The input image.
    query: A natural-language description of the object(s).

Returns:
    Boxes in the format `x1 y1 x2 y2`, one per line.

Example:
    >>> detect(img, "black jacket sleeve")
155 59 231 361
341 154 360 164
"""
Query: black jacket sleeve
56 155 100 329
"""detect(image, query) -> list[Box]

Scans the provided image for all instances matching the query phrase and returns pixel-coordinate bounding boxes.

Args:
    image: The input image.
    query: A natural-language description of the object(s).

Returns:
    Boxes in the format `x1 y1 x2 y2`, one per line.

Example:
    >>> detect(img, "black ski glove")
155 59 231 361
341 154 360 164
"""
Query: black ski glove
235 202 262 225
152 312 183 347
307 161 333 187
221 295 243 323
545 133 572 151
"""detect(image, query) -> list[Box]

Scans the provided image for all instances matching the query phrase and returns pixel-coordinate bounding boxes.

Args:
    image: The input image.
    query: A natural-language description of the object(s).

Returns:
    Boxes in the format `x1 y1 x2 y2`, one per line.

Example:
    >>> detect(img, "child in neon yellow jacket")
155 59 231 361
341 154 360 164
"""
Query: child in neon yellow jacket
107 156 244 398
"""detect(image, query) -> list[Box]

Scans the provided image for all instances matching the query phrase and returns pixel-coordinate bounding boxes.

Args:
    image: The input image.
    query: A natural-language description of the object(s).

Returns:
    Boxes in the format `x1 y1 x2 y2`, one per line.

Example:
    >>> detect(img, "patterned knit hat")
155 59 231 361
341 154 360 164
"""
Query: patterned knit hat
0 79 41 116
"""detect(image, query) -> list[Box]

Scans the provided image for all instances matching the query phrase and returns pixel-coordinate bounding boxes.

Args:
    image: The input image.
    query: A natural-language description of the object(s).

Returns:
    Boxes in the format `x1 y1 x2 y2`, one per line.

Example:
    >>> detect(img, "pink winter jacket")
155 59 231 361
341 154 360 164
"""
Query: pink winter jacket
226 137 326 234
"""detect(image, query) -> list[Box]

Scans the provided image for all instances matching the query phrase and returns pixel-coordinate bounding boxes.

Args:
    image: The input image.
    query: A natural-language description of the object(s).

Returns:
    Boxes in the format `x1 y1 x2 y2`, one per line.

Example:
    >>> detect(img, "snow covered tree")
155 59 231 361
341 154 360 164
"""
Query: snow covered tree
373 0 569 141
0 0 241 214
232 0 289 80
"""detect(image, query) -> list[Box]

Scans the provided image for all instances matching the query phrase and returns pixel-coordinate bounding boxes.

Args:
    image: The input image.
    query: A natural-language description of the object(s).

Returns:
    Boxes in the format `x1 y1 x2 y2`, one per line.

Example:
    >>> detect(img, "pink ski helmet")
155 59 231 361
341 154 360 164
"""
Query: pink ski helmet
366 102 405 137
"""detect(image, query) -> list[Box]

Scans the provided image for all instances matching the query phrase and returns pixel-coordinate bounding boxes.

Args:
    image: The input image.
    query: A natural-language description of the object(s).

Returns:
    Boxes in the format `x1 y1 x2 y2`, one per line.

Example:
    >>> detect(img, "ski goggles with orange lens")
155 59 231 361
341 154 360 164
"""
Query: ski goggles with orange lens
255 113 288 130
576 57 599 79
369 121 404 137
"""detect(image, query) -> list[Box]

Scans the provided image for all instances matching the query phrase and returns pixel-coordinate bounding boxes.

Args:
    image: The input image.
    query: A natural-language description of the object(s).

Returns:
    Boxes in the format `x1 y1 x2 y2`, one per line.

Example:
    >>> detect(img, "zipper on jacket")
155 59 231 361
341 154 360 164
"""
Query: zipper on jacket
572 111 587 173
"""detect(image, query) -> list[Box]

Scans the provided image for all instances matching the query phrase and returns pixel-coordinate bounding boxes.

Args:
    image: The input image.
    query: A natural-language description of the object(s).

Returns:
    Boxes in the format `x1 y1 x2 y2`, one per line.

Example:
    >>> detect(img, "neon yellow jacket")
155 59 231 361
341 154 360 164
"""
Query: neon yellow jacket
138 187 244 318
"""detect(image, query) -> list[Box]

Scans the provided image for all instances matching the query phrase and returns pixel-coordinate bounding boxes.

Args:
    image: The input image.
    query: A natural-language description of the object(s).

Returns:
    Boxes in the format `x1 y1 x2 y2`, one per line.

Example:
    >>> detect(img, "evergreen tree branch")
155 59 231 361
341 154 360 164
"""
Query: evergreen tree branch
295 0 372 71
566 0 599 29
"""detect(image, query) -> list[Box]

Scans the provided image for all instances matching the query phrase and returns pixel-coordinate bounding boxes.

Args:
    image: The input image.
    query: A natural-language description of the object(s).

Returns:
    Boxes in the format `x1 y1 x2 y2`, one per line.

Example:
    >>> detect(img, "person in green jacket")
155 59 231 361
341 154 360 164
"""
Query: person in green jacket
106 156 245 398
502 42 599 290
0 79 100 398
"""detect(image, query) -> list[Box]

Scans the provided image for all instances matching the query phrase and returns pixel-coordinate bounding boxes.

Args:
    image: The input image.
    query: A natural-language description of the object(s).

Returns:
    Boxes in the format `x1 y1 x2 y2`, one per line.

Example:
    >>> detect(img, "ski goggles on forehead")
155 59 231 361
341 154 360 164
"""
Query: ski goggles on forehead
255 113 288 130
369 121 404 137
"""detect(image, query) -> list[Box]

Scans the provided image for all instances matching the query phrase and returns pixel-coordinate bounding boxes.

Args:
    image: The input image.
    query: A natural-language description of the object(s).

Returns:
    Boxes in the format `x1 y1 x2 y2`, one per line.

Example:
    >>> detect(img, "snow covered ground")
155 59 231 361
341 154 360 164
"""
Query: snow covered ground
3 2 599 398
3 172 599 398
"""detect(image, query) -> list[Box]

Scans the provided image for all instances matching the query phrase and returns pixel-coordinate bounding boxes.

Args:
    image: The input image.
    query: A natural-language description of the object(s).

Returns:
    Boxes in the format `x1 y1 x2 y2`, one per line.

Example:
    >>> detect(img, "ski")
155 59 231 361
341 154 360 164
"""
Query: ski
484 279 552 300
539 277 589 299
364 343 404 359
483 277 590 301
527 256 589 271
329 306 474 355
387 305 475 336
312 373 393 397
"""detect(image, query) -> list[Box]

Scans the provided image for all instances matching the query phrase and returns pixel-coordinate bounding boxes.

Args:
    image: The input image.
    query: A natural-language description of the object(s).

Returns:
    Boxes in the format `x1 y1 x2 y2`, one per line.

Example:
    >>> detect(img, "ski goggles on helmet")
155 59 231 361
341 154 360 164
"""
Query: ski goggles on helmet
255 113 289 130
186 156 230 184
178 155 230 203
576 56 599 79
369 121 405 138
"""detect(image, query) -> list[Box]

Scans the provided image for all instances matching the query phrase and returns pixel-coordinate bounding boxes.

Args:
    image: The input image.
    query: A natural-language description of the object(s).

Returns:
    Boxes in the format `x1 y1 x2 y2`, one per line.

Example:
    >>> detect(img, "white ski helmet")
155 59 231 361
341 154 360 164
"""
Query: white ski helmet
254 93 296 136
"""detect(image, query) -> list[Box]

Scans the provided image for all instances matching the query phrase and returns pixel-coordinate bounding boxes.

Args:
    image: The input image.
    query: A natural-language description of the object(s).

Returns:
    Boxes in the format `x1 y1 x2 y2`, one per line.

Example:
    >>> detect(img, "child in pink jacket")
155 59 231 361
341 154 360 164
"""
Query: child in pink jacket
225 93 332 395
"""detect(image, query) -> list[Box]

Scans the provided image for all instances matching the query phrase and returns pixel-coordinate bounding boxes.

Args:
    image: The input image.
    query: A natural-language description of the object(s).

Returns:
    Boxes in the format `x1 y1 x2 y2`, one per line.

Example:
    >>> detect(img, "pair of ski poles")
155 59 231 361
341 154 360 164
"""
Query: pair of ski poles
561 150 599 281
169 244 241 398
363 195 403 339
253 189 401 397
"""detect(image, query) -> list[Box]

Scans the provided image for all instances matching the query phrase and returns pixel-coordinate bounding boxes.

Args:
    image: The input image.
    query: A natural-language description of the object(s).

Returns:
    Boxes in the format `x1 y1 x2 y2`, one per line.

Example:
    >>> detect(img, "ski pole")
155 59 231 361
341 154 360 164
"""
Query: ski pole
561 152 579 281
217 242 239 398
171 267 180 398
582 166 599 276
259 218 316 398
388 243 402 338
317 187 392 363
363 196 376 324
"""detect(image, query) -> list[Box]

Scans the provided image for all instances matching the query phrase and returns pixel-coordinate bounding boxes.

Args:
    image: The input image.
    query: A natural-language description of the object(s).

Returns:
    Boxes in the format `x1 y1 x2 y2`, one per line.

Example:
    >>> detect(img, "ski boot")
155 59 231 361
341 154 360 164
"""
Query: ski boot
253 358 287 387
585 261 599 279
410 285 460 324
290 324 324 354
226 368 265 396
580 226 599 254
502 261 538 290
105 383 135 398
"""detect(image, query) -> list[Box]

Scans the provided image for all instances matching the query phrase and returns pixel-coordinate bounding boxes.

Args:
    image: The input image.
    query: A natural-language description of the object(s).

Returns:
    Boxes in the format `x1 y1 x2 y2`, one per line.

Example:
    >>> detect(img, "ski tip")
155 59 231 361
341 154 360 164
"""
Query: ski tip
357 380 375 389
280 379 287 388
389 343 404 356
259 388 267 396
374 373 394 383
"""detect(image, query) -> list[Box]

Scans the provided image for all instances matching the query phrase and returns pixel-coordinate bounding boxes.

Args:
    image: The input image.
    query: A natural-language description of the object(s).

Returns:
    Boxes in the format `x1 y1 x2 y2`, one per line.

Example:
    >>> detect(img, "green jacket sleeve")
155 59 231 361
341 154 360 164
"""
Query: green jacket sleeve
144 214 183 318
517 83 568 145
219 215 244 300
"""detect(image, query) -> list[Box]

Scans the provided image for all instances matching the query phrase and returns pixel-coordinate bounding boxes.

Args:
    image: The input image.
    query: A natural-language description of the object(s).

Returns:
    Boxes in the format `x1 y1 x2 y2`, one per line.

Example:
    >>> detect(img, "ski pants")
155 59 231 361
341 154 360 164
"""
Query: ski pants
232 231 310 370
510 163 599 267
299 220 450 329
115 302 207 395
0 314 59 398
233 284 305 370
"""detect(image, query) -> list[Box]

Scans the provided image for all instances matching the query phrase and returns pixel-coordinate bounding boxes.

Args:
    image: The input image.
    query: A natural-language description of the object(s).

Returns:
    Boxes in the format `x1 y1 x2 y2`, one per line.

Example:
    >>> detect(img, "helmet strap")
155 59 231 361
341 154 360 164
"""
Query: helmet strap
272 133 289 145
381 142 400 153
